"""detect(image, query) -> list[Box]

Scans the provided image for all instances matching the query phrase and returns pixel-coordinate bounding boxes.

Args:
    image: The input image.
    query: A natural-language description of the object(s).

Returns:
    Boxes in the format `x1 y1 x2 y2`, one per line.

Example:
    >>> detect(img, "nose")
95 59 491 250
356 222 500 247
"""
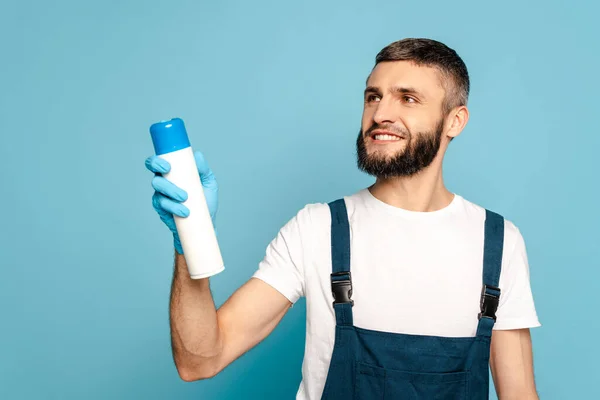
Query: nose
372 96 397 125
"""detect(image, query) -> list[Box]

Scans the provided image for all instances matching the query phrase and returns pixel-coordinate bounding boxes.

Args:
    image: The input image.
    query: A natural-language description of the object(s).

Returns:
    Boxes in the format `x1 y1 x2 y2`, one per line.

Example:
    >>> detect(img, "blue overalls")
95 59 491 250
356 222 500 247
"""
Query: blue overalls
320 199 504 400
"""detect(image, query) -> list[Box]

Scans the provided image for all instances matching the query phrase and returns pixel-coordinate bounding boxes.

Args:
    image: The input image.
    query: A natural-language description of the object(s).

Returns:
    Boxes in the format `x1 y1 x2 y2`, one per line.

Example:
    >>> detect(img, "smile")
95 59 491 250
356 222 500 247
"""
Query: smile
368 129 405 142
372 134 402 141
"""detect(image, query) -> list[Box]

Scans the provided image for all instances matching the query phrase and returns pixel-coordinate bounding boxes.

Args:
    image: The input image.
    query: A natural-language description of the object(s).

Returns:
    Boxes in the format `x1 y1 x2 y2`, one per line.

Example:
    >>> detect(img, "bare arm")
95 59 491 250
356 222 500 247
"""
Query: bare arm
170 253 292 381
490 328 539 399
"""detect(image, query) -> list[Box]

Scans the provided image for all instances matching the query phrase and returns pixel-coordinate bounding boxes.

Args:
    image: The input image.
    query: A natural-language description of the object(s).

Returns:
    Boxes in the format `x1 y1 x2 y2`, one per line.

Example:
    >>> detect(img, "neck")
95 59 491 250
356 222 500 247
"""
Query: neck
368 160 454 212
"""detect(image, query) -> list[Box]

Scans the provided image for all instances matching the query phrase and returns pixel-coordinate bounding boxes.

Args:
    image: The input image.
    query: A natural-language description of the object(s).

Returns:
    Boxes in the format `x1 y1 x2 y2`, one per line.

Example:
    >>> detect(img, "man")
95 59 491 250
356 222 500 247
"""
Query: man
145 38 541 399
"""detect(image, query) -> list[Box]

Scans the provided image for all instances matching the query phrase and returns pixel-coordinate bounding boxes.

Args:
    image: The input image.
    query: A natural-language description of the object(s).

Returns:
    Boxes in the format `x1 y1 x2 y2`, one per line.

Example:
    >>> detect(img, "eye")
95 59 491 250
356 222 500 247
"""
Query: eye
403 96 416 103
366 94 381 103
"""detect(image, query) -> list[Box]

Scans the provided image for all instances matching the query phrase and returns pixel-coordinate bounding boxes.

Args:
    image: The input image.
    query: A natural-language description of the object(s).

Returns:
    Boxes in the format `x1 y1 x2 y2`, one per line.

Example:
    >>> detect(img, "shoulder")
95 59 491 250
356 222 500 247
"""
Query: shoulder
288 201 330 230
275 201 330 244
292 189 365 223
284 190 366 235
457 195 524 253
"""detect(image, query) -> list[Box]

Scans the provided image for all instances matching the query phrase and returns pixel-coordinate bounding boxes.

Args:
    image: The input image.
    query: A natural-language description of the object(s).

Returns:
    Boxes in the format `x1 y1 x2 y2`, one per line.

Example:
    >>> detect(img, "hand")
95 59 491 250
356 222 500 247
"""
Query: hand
145 150 219 254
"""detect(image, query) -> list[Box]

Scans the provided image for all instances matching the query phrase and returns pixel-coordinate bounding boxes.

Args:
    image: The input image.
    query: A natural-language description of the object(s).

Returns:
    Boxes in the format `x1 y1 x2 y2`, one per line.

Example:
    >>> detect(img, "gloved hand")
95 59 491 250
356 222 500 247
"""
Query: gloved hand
145 150 218 254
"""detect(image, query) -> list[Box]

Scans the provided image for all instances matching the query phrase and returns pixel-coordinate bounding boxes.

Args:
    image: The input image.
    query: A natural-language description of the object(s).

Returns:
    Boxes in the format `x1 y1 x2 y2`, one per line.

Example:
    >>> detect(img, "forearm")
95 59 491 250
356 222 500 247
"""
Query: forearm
169 253 223 380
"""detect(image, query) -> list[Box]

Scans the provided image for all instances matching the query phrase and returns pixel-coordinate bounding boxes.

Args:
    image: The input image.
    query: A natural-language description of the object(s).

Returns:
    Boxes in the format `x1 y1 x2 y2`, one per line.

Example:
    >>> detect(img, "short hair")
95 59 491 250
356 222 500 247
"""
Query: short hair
373 38 470 115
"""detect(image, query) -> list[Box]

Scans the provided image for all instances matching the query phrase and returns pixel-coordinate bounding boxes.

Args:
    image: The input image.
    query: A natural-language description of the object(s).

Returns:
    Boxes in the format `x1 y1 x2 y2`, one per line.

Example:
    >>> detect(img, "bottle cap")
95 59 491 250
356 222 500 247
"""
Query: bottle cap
150 117 191 155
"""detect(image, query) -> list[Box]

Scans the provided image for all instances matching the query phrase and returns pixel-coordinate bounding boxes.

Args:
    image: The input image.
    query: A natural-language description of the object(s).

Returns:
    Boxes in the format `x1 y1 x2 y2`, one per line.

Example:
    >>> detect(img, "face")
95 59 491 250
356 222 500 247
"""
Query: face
356 61 448 178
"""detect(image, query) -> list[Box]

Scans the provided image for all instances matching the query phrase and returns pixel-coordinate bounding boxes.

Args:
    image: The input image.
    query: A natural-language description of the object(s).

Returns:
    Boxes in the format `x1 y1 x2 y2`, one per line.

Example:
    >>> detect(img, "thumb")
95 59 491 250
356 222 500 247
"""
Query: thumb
194 150 217 189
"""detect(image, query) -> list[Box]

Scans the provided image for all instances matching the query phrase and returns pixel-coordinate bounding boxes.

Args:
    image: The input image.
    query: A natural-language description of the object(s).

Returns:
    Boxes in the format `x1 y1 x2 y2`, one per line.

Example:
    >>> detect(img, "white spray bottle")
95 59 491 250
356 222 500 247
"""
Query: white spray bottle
150 117 224 279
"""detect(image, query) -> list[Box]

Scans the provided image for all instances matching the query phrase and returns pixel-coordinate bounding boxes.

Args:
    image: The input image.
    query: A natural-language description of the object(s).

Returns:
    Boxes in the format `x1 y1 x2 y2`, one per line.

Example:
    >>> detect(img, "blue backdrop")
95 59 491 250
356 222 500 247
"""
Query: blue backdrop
1 0 598 398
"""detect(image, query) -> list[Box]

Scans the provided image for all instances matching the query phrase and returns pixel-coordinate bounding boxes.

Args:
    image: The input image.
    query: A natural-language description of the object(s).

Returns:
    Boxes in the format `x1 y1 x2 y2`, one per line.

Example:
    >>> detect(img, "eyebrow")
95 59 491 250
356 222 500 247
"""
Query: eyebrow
364 85 426 99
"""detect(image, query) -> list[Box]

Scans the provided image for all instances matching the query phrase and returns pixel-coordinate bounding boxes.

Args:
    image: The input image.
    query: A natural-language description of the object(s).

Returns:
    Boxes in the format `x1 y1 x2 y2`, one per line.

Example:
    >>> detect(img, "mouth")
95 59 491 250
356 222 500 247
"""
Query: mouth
368 130 405 143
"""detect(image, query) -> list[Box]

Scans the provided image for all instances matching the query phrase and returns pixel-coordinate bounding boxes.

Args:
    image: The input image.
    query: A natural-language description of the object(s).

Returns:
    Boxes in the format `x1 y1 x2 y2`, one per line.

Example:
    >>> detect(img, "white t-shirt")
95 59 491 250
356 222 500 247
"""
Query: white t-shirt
252 188 541 400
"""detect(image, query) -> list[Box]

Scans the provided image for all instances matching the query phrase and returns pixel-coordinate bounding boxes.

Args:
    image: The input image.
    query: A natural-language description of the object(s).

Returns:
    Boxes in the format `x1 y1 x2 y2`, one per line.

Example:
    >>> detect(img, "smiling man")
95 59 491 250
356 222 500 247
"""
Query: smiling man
146 38 541 399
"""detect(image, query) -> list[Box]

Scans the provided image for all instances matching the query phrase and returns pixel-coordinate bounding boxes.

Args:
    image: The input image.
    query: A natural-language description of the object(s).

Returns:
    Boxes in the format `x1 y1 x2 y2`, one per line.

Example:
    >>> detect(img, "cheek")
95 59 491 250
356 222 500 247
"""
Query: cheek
404 109 439 132
361 108 374 130
401 114 428 135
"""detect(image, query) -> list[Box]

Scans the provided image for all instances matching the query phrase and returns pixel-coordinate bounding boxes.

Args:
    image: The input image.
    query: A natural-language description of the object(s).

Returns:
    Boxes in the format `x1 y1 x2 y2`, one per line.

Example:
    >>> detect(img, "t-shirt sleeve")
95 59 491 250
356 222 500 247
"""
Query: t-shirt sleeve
493 223 542 330
251 206 312 304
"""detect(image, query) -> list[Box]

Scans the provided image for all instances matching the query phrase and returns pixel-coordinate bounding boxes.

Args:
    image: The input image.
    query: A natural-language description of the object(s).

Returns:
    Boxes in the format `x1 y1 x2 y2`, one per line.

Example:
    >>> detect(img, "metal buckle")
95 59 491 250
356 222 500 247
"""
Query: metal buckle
330 271 353 306
478 284 501 321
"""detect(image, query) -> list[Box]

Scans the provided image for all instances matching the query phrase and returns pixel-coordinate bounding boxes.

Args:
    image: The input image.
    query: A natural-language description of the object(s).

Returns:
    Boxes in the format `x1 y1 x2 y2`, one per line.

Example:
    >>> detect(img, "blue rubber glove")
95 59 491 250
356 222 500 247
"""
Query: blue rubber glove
144 150 218 254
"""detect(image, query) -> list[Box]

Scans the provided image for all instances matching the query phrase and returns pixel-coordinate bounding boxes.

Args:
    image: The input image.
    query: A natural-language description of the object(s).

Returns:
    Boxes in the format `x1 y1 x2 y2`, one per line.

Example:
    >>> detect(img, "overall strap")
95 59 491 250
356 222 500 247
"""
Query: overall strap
476 209 505 338
328 199 354 327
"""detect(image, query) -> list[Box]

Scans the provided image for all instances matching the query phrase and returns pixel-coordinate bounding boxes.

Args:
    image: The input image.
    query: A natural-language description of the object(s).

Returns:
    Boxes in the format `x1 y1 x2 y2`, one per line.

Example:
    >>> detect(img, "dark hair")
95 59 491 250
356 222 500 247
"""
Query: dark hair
374 38 469 115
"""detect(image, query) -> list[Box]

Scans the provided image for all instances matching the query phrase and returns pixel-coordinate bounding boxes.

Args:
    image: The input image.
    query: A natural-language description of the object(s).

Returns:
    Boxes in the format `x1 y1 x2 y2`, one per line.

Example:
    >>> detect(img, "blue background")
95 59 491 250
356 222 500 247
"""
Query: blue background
1 0 598 398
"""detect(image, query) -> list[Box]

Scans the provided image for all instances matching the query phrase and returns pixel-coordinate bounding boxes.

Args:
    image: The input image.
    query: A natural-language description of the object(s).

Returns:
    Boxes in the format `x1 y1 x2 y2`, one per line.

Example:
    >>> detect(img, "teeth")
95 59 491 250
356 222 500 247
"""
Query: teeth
374 134 400 141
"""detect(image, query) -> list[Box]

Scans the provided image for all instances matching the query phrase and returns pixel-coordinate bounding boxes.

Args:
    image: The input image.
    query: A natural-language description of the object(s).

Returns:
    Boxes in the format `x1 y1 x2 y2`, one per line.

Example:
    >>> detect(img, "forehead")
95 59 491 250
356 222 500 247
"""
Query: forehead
366 61 445 100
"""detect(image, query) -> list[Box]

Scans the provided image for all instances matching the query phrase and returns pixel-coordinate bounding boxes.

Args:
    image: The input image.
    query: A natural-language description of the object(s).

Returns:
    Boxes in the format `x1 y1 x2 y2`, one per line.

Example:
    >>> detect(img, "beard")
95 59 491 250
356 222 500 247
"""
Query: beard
356 118 444 179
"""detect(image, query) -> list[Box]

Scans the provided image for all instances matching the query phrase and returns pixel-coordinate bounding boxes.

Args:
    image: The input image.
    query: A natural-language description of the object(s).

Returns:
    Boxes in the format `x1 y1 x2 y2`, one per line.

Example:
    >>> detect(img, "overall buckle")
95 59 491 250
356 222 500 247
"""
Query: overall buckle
331 271 353 306
478 284 501 321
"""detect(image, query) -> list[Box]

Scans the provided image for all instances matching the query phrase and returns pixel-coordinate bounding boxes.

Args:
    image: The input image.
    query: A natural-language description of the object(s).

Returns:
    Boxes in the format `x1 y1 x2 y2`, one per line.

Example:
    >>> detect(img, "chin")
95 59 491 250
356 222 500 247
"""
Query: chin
368 147 404 159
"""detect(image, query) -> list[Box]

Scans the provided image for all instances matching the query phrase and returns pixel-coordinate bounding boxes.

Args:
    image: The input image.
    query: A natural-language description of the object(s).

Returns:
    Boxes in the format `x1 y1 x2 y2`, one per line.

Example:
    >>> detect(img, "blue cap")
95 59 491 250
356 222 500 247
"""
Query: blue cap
149 117 191 155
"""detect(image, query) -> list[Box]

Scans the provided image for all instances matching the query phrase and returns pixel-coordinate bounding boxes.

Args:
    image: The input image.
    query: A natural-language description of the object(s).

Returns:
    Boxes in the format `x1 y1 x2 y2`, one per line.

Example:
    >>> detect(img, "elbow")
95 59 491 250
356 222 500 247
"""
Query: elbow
177 367 201 382
176 361 221 382
497 388 539 400
172 339 225 382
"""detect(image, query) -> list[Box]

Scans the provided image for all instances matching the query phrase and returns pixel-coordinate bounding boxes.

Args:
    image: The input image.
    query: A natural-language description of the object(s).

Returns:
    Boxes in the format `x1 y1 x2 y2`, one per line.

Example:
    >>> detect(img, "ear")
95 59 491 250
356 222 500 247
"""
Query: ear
446 106 469 139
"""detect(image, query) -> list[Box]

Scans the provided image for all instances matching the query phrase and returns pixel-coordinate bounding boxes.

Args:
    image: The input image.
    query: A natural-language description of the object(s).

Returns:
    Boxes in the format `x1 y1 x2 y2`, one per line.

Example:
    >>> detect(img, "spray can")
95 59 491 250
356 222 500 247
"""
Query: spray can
150 117 224 279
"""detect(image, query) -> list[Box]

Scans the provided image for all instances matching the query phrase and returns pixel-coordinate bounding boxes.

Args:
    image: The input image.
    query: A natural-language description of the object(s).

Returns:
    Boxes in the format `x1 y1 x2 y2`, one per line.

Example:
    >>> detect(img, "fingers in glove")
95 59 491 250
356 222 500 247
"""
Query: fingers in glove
152 192 190 218
145 155 171 174
151 175 188 202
